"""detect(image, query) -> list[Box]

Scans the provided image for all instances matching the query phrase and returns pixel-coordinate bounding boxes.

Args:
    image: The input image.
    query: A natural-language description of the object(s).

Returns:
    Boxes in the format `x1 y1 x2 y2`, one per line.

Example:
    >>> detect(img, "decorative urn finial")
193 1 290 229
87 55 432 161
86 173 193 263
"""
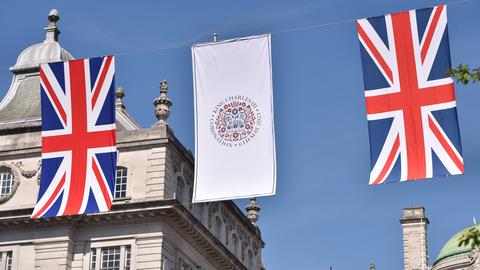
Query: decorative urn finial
245 198 261 225
48 9 60 25
153 80 172 126
45 9 60 42
115 87 126 110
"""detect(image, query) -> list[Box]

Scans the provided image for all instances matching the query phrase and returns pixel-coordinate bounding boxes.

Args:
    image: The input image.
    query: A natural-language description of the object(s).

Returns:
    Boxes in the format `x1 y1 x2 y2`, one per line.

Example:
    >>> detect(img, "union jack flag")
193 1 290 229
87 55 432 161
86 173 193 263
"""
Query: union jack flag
32 56 117 218
356 5 464 185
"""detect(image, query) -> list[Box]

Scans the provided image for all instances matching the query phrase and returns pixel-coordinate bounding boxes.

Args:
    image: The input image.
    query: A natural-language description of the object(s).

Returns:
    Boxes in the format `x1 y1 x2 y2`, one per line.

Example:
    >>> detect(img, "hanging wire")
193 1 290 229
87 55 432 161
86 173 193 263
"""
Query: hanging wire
0 0 472 210
0 0 475 70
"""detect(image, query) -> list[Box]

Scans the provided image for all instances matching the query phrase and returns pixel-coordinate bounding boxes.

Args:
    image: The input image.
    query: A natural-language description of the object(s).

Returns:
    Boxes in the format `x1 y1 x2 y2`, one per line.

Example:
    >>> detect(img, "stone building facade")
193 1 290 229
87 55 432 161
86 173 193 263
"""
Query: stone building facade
400 207 480 270
0 10 265 270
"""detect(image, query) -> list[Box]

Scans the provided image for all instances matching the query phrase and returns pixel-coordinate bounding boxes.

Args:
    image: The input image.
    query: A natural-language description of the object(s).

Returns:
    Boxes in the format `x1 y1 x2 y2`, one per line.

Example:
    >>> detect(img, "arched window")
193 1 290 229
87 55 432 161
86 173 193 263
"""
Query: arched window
114 166 128 199
0 168 14 198
195 203 204 221
213 216 222 240
225 230 230 247
231 234 239 256
241 243 246 261
176 177 185 203
248 250 254 270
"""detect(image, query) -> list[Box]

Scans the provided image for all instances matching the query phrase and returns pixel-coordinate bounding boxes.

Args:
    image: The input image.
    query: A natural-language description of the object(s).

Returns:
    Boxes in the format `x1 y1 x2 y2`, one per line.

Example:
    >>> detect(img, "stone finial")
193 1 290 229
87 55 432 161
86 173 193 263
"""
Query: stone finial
45 9 61 42
48 9 60 25
115 87 126 110
153 80 172 126
245 198 261 225
370 262 376 270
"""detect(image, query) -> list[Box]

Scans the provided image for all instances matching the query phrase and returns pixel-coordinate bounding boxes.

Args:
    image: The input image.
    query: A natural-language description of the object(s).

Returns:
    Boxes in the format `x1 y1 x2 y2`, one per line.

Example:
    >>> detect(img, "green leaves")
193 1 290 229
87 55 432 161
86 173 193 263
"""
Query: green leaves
458 227 480 249
448 64 480 85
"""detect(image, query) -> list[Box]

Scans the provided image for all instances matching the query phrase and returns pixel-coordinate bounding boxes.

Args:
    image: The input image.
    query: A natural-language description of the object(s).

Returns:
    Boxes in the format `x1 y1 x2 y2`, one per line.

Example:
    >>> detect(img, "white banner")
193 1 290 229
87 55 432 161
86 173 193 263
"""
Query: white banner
191 34 276 202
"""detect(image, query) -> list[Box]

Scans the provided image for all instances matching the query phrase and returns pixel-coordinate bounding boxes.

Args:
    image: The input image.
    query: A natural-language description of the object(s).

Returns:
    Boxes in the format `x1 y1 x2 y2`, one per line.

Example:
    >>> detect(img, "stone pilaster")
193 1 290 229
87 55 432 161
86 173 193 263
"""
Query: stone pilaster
145 146 167 200
136 234 164 269
400 207 429 270
34 237 73 270
70 241 88 270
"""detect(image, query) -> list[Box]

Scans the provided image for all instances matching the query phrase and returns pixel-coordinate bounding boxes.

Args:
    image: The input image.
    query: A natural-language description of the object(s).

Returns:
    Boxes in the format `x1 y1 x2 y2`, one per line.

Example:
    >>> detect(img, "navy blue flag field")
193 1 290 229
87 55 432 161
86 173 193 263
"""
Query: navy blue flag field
32 56 117 218
356 5 464 185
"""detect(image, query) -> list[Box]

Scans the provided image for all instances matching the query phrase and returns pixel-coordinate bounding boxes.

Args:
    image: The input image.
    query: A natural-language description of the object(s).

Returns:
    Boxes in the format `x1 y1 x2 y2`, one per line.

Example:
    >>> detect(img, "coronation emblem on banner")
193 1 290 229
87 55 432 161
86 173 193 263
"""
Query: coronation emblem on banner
210 95 261 147
192 34 275 202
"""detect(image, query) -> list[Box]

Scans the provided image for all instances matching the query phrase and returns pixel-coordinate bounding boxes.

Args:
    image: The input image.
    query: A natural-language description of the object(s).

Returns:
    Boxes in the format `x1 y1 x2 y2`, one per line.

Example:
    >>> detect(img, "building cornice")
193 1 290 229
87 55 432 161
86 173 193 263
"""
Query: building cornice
0 199 248 270
399 217 429 225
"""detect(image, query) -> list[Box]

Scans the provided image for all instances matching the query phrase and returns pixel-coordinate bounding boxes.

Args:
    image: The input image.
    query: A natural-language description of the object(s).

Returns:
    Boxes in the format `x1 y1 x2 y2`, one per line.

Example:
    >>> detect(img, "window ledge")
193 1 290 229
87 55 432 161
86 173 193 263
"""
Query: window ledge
113 196 132 203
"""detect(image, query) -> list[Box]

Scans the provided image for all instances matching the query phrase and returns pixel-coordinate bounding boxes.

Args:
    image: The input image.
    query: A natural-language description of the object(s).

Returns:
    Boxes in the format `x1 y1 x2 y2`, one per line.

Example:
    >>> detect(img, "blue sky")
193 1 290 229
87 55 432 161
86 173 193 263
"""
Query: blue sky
1 0 480 269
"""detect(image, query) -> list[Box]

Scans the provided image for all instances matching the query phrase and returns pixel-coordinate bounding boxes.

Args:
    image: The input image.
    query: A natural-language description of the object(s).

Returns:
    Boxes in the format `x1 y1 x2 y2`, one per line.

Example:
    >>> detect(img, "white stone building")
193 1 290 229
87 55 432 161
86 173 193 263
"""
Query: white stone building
400 207 480 270
0 10 265 270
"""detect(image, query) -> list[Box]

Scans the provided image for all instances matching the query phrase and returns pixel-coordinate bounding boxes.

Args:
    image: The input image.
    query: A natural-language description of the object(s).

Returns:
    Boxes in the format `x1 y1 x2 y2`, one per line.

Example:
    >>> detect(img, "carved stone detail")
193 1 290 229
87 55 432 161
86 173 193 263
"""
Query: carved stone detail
12 160 41 179
115 87 126 110
37 170 42 185
153 80 172 126
469 248 480 265
245 198 261 225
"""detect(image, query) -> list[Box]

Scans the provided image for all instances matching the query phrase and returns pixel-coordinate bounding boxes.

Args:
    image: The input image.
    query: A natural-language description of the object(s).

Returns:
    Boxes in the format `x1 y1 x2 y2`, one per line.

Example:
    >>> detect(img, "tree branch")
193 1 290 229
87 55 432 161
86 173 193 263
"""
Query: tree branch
448 64 480 85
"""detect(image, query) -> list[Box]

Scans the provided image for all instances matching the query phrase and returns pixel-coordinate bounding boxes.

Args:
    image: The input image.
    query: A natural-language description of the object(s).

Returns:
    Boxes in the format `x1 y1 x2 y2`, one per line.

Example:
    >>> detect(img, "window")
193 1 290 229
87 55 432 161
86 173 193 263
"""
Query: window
231 234 239 256
225 231 230 247
90 248 97 270
177 254 198 270
101 246 121 270
6 251 12 270
90 245 131 270
124 246 131 270
0 251 13 270
213 216 222 239
0 169 14 198
114 167 128 199
248 250 254 270
176 177 185 203
195 203 204 221
177 258 193 270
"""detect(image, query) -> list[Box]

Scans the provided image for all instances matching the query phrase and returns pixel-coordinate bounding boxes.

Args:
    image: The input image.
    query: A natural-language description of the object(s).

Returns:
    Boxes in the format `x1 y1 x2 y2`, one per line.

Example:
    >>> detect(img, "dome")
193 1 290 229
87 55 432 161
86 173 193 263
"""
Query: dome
12 41 73 70
0 9 140 131
435 224 480 265
9 8 73 74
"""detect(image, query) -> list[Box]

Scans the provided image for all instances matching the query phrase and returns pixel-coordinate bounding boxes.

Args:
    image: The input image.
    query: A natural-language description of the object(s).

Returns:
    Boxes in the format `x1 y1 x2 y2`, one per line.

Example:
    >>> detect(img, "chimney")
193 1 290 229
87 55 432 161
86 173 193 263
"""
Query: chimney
400 207 429 270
